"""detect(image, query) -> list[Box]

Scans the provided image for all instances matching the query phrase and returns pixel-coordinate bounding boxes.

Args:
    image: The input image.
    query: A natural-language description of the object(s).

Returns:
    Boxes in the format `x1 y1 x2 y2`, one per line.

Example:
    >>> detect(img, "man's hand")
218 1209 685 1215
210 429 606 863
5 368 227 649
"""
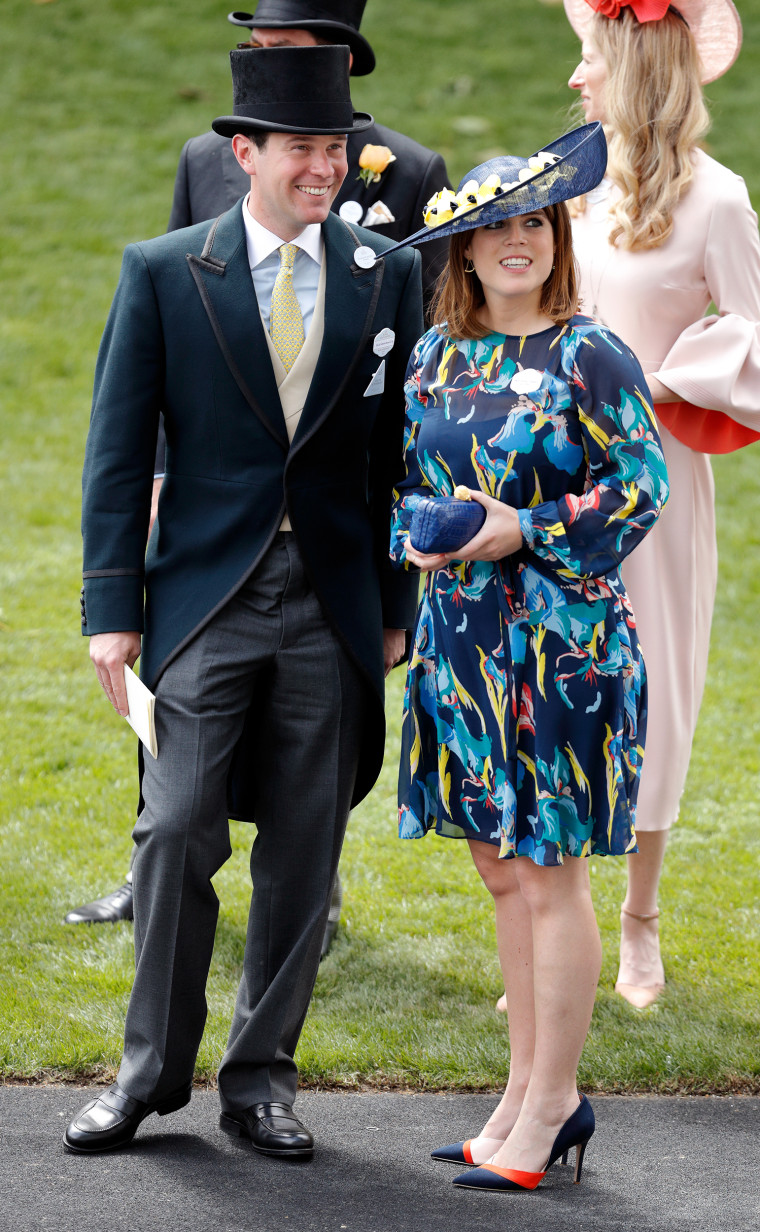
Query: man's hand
148 476 163 537
383 628 407 677
404 489 523 572
89 632 142 717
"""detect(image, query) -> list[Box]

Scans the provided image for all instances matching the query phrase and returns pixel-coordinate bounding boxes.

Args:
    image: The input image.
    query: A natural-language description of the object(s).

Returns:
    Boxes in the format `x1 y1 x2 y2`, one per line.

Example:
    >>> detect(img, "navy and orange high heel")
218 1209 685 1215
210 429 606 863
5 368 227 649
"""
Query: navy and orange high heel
431 1137 505 1166
452 1094 595 1192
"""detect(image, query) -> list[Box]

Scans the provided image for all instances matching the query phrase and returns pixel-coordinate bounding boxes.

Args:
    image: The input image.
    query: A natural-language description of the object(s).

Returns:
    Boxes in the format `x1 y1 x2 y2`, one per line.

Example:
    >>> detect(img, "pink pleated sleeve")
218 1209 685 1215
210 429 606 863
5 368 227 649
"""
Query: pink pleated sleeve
657 165 760 429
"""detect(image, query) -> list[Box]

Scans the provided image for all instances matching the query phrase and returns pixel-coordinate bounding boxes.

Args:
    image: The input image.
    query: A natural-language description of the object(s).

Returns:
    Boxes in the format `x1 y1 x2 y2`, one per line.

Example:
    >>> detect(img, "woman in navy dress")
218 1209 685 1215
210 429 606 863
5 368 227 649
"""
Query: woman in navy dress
383 125 669 1192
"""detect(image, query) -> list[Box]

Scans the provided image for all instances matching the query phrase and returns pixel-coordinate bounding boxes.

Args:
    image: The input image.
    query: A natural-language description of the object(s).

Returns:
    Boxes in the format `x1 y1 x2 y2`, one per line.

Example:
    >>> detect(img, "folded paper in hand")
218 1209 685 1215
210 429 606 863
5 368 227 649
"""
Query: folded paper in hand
124 664 158 759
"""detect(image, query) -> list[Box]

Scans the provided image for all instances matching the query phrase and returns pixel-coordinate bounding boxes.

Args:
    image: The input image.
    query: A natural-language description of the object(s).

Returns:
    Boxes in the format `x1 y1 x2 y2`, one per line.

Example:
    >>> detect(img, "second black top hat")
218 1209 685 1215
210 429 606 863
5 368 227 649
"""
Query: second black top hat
228 2 375 76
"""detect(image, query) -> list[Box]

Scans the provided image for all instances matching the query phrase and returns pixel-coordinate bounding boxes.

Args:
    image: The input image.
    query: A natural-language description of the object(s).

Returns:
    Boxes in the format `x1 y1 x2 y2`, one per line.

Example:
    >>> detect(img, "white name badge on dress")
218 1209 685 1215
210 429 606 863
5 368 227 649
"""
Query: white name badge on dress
510 368 544 395
364 359 386 397
373 328 395 357
339 200 364 224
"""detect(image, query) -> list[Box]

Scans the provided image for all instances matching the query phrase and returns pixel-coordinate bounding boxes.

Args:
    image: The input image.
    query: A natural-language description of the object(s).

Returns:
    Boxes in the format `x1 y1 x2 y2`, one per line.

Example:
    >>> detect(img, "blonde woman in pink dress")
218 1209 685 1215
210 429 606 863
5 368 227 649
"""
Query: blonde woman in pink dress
562 0 760 1006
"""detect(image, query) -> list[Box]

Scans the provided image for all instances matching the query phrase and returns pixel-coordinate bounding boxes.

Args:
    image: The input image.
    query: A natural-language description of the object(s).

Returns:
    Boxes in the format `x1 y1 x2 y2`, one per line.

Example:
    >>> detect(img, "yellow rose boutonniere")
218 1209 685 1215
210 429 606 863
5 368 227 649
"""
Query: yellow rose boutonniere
358 144 397 187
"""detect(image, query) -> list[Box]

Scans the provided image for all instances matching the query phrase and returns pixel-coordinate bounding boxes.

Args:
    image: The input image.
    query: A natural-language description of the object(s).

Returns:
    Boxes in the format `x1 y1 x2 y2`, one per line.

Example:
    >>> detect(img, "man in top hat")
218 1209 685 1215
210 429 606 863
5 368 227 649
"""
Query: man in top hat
65 0 449 941
172 2 450 304
65 43 421 1157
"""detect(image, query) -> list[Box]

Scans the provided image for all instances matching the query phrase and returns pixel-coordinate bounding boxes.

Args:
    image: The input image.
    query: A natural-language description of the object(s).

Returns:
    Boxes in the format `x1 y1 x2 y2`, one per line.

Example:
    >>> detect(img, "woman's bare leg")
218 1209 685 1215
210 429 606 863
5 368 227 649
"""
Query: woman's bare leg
616 828 668 1006
490 856 601 1175
467 841 535 1147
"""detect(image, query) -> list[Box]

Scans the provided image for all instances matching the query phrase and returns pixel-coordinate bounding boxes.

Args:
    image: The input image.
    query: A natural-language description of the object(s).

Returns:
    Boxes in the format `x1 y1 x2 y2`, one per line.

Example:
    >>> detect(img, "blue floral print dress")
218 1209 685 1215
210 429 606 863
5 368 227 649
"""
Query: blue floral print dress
389 317 669 865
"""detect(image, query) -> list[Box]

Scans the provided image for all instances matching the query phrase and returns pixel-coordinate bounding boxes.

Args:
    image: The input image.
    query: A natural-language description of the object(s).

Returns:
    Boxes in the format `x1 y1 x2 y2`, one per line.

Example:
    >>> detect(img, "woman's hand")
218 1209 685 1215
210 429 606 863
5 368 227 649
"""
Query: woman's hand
404 489 524 572
646 374 678 404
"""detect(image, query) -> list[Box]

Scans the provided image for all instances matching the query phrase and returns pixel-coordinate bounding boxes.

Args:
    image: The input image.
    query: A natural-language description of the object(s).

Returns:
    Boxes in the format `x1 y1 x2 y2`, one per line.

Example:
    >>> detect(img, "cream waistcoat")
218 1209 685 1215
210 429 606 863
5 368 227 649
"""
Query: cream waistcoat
262 254 327 531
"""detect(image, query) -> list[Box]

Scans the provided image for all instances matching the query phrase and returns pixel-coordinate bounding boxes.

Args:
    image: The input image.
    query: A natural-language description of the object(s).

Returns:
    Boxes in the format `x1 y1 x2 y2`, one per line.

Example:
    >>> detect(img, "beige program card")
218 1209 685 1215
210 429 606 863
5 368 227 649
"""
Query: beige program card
124 664 158 759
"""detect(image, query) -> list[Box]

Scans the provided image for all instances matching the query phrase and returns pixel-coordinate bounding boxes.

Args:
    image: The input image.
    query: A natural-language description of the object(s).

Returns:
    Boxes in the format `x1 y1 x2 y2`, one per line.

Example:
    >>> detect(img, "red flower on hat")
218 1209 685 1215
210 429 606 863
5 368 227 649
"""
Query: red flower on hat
586 0 672 21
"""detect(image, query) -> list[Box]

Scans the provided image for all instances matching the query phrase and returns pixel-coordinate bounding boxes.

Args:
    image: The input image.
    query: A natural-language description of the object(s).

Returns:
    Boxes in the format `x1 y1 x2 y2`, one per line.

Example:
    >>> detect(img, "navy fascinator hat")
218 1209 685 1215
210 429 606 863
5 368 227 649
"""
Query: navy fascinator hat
351 123 607 268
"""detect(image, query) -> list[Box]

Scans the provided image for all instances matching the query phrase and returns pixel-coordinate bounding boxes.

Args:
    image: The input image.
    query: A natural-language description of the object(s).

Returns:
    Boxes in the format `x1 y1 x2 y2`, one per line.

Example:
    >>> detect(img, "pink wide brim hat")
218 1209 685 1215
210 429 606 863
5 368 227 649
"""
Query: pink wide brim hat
563 0 742 84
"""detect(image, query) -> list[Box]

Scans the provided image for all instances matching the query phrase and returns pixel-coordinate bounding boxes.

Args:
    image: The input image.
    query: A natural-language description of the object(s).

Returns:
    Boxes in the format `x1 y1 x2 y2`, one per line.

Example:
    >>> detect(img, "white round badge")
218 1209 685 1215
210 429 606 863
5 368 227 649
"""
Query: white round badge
509 368 544 395
373 328 395 357
354 246 377 270
339 200 364 224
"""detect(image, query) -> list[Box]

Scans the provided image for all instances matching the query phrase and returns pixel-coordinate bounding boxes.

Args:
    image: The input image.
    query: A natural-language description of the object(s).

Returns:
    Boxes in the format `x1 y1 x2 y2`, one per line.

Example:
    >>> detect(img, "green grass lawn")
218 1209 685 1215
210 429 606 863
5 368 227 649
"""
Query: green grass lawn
1 0 758 1092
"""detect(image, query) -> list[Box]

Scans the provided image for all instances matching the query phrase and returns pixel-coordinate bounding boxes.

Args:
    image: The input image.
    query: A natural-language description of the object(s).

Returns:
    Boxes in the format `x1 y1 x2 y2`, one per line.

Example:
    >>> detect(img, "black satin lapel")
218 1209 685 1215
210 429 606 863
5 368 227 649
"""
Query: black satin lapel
187 208 287 449
293 213 384 451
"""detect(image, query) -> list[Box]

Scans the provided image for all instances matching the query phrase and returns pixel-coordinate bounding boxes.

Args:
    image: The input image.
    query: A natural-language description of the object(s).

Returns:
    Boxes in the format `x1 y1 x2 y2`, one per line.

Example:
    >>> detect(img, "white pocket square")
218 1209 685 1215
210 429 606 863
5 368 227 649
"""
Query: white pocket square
362 201 396 228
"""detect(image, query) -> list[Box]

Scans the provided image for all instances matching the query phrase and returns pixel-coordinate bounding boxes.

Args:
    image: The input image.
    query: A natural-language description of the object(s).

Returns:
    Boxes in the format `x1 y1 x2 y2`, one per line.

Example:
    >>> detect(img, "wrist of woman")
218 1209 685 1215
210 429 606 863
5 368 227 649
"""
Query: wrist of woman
647 374 678 404
517 508 535 550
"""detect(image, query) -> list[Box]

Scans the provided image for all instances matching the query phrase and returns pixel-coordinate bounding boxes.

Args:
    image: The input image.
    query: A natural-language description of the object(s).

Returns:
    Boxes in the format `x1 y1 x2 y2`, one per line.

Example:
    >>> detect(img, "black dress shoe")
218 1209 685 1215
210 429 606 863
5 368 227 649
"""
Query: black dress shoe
220 1102 314 1158
63 1081 191 1154
65 881 134 924
320 871 343 960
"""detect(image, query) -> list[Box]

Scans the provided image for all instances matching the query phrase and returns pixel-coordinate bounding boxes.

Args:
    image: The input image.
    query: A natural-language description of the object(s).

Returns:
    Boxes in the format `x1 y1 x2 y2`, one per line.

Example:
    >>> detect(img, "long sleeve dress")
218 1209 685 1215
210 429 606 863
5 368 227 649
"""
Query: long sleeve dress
390 318 669 866
572 150 760 831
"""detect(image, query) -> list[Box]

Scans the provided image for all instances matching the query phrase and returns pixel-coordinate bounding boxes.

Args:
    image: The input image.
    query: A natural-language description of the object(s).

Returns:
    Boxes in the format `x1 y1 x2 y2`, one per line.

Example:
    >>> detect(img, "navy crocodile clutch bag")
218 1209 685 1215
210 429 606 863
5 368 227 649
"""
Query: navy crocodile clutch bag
408 495 486 554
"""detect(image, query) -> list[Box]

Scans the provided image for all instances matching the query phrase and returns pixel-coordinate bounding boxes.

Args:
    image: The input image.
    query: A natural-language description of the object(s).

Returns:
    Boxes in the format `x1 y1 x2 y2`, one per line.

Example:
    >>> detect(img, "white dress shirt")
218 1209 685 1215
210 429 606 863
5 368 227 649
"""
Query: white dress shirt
241 197 323 335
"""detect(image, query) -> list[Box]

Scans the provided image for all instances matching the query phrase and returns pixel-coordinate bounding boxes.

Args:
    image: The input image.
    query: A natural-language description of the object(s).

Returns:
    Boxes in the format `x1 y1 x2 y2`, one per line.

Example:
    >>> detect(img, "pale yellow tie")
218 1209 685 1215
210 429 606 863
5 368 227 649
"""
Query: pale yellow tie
270 243 305 372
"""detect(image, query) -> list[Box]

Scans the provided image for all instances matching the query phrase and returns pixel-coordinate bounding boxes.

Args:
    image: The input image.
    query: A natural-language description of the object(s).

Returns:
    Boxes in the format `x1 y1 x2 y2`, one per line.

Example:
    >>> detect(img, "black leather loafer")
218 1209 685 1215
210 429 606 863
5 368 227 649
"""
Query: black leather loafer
220 1102 314 1158
64 882 134 924
63 1081 190 1153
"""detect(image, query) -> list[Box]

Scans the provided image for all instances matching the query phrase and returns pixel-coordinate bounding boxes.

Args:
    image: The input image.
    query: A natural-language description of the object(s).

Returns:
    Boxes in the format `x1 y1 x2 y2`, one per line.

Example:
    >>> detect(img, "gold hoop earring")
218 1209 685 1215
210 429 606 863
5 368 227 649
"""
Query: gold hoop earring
464 259 475 274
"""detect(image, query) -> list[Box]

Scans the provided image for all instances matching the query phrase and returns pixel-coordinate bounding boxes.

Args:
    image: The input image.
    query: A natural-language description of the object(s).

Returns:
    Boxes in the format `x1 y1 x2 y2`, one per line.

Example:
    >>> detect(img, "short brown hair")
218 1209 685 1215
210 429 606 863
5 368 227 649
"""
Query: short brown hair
430 203 579 340
234 128 269 151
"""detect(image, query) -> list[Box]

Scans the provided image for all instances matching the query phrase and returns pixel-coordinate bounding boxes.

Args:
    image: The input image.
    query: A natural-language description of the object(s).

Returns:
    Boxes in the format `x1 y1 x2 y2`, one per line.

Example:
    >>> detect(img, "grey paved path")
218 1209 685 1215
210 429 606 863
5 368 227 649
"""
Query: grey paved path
0 1087 757 1232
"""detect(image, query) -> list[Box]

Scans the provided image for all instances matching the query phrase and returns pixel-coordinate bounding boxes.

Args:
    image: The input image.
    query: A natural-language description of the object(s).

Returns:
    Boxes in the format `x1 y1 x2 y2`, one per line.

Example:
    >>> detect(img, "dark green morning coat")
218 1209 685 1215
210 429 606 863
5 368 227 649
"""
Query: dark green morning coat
81 203 423 816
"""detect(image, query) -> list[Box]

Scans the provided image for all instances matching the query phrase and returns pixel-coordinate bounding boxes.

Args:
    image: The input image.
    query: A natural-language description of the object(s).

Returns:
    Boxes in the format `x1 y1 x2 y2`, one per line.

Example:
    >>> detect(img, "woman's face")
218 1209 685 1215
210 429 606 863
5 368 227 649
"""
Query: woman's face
465 211 555 317
568 38 608 124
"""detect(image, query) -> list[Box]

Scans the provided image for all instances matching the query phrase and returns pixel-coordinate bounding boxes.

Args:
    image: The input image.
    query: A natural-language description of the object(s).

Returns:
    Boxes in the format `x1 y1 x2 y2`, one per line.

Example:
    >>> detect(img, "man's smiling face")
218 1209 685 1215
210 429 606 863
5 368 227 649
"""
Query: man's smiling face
238 131 349 240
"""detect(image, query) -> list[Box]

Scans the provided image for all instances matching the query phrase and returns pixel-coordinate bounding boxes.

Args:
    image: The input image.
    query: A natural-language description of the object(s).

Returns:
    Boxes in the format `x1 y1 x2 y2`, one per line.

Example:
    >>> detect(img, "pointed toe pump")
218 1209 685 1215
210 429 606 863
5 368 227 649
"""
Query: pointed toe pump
452 1095 595 1192
431 1136 505 1166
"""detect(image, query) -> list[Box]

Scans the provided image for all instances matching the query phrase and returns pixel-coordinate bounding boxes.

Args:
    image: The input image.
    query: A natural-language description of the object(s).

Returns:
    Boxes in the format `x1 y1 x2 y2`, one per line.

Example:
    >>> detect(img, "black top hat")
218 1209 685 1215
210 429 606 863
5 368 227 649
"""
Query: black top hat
212 44 373 137
228 1 375 76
